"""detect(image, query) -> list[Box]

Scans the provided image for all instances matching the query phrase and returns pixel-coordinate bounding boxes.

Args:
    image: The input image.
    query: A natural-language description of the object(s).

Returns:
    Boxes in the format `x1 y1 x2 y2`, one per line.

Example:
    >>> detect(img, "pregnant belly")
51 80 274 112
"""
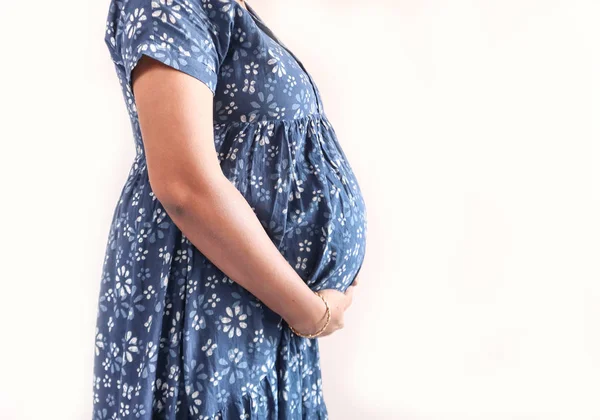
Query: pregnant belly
284 116 368 292
242 170 366 292
280 183 367 293
256 137 366 292
217 116 367 292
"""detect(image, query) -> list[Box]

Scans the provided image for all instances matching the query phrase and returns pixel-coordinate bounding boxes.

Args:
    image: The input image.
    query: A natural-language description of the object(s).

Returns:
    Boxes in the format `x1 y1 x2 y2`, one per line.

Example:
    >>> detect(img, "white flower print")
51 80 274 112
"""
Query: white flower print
330 184 341 198
245 61 259 75
267 48 286 77
133 246 148 261
224 83 239 97
243 78 256 94
187 390 203 415
105 21 116 48
320 224 334 244
121 331 140 364
174 248 188 263
293 177 305 199
151 0 182 24
234 130 248 143
107 316 114 332
295 256 307 270
218 348 248 384
312 189 324 203
216 389 231 404
225 146 239 160
293 88 313 118
125 8 147 40
233 27 247 43
190 293 214 330
207 293 221 308
115 265 132 297
217 100 240 120
268 104 286 119
326 249 337 263
205 274 219 289
220 305 248 338
299 239 312 252
289 209 306 225
283 75 297 96
95 329 106 356
256 186 271 202
253 120 275 146
274 177 288 194
250 175 264 188
158 247 171 263
121 382 134 400
132 404 146 418
209 370 224 386
101 343 122 374
119 402 130 417
247 329 265 355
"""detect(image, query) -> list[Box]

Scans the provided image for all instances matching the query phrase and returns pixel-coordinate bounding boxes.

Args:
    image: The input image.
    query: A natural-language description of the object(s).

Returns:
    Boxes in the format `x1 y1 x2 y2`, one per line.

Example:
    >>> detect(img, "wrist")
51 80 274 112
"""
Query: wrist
284 289 327 334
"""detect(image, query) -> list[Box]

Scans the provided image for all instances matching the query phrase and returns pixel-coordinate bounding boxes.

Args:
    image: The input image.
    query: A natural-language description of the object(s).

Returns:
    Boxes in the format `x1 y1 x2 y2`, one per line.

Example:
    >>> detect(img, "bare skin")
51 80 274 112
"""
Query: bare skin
131 48 358 337
236 0 248 11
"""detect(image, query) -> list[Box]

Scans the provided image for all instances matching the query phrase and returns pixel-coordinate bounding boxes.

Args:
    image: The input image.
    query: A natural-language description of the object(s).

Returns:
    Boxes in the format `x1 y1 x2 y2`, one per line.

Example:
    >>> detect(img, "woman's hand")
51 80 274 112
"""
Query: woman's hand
316 285 355 337
288 273 360 338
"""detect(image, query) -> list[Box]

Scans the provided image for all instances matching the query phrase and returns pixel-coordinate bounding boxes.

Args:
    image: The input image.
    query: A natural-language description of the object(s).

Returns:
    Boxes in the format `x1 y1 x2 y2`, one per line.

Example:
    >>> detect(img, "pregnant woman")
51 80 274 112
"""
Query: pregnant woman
93 0 367 418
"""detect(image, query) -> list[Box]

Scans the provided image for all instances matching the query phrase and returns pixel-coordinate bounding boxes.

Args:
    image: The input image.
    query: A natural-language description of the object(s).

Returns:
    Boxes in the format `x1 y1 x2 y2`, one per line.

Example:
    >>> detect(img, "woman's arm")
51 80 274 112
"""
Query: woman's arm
131 56 352 336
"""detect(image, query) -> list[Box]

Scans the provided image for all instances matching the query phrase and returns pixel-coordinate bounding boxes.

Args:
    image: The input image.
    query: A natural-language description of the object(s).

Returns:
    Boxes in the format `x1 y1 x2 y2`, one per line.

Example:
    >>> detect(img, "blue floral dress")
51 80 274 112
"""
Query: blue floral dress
93 0 367 418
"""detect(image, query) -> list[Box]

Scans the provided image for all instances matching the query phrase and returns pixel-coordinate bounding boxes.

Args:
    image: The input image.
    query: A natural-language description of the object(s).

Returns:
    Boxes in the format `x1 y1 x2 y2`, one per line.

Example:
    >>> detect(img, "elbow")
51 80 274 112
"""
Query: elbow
150 172 224 217
151 179 191 217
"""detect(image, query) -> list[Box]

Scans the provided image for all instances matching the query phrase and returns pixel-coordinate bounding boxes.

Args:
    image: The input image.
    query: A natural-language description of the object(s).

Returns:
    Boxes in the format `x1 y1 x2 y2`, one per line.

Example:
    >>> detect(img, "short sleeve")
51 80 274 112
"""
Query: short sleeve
116 0 231 95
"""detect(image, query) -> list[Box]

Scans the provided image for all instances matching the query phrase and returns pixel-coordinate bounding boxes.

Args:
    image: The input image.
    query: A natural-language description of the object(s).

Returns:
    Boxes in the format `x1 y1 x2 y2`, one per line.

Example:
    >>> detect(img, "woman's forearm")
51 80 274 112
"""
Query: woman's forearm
130 58 326 334
153 172 326 333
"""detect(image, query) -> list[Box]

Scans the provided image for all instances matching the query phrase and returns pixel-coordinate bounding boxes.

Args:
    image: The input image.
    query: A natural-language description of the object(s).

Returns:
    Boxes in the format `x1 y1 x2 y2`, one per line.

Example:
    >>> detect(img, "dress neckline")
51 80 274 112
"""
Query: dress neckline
237 1 323 114
242 2 280 44
242 2 263 25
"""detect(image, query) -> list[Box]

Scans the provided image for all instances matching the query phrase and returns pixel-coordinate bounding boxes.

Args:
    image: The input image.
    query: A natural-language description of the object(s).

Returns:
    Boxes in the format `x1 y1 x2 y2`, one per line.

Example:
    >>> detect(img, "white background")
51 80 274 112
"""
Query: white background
0 0 599 419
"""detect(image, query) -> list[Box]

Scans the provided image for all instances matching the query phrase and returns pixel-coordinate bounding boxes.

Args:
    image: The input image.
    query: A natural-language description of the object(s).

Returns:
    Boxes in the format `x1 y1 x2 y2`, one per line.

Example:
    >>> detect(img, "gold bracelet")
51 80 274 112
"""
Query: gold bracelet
288 291 331 339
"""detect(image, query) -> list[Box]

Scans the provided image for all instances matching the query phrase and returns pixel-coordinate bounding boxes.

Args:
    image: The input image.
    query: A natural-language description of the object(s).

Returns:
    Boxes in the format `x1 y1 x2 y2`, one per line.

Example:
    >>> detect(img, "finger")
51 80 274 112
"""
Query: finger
344 285 355 308
344 283 356 295
352 274 359 286
345 283 355 296
355 270 363 285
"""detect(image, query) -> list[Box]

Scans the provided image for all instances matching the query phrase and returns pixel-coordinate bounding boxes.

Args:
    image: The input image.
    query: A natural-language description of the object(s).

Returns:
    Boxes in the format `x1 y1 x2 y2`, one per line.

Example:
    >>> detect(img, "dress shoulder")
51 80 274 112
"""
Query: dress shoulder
103 0 236 95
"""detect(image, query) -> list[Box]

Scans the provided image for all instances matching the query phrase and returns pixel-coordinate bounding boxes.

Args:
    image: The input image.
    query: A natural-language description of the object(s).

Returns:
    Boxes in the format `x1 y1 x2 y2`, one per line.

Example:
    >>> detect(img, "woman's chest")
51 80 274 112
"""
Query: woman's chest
213 10 323 123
